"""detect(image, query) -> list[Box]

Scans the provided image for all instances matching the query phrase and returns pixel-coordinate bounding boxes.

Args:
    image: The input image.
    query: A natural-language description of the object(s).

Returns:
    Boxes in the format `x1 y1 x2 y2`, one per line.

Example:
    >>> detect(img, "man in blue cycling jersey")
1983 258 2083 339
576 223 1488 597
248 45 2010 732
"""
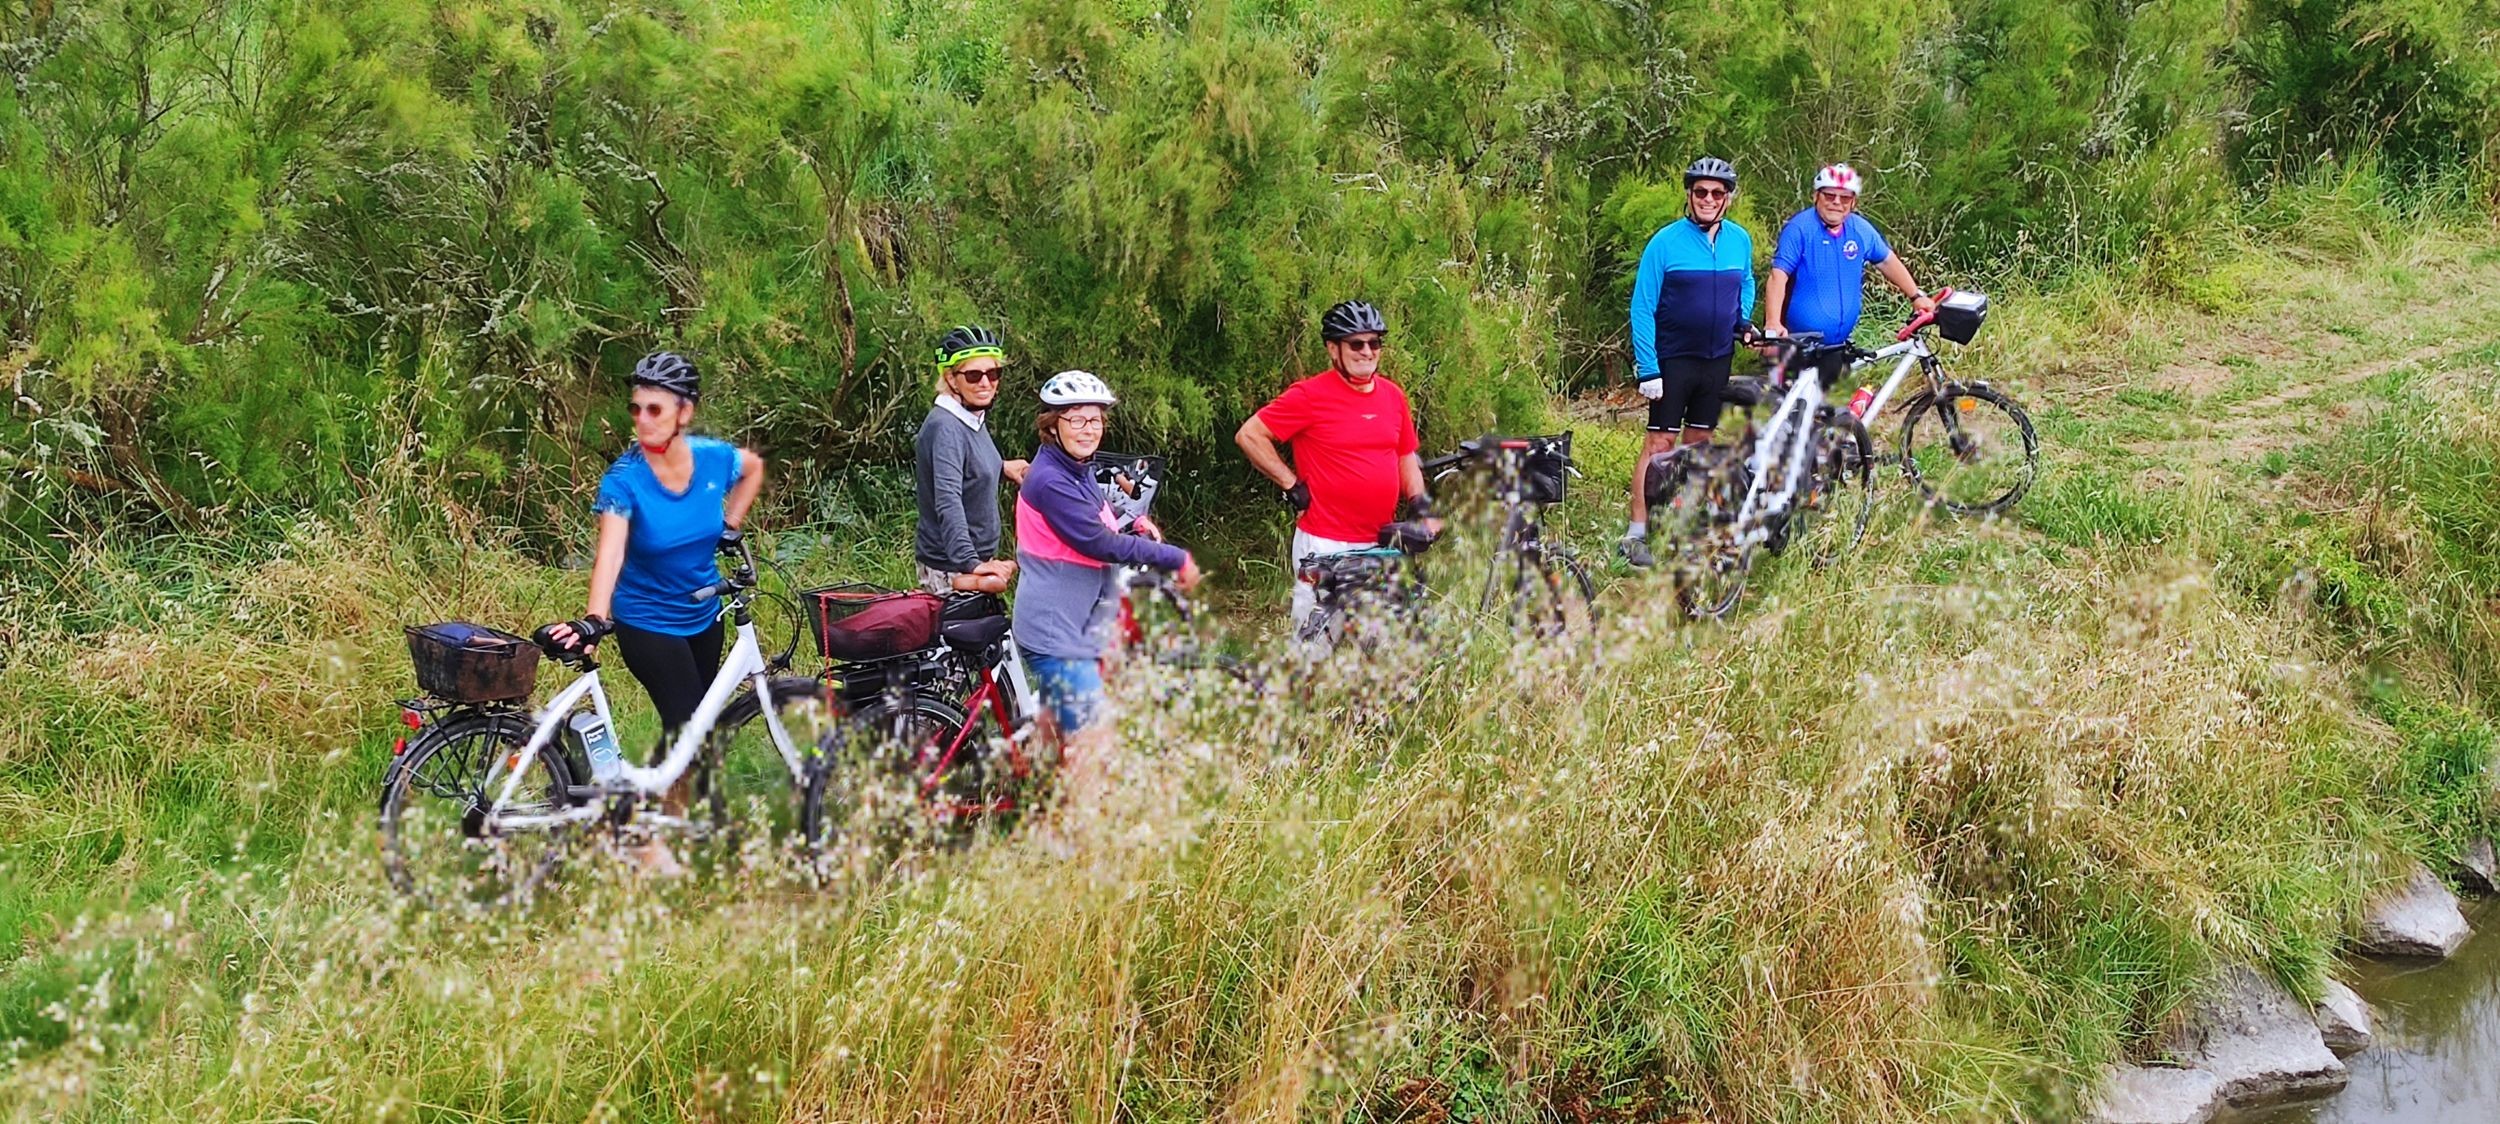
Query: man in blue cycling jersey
1762 164 1935 360
1621 156 1756 569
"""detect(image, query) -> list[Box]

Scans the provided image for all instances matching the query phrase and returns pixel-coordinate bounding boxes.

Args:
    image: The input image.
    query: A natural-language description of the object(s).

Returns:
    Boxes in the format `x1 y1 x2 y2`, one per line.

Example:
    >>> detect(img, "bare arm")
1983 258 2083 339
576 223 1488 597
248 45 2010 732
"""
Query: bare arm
1235 415 1296 490
726 449 765 530
585 512 631 623
1877 256 1936 312
1399 452 1429 501
1763 268 1793 332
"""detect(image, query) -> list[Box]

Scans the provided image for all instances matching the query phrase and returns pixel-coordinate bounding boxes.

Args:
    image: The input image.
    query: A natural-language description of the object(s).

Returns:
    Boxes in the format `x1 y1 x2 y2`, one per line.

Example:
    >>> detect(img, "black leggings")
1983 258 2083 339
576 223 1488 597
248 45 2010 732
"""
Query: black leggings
611 619 725 747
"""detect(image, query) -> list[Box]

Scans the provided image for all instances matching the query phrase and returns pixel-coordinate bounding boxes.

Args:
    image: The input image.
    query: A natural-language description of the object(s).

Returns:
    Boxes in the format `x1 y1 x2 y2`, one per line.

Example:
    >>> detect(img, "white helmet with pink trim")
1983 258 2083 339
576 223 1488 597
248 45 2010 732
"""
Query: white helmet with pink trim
1813 163 1864 196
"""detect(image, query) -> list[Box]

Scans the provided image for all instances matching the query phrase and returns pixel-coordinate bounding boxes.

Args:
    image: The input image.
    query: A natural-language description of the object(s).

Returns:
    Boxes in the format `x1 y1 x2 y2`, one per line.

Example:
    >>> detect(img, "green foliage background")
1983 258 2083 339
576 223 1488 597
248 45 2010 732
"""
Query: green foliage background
2 0 2494 549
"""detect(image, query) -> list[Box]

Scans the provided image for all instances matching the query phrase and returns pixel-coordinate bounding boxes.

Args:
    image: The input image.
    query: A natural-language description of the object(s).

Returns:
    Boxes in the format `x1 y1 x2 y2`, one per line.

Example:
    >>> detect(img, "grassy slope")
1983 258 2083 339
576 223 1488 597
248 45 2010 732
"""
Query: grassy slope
6 219 2500 1122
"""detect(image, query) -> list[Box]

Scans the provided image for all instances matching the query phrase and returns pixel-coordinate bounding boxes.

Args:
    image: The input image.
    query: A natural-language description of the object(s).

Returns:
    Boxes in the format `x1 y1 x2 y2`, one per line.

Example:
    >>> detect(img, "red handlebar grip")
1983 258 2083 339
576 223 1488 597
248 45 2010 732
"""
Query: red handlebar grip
1895 287 1955 341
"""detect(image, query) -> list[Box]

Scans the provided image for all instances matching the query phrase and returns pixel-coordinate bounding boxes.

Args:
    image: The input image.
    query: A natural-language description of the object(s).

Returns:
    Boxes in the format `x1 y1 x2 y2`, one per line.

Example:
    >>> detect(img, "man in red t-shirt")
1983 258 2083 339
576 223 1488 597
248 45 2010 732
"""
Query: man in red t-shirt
1236 300 1436 627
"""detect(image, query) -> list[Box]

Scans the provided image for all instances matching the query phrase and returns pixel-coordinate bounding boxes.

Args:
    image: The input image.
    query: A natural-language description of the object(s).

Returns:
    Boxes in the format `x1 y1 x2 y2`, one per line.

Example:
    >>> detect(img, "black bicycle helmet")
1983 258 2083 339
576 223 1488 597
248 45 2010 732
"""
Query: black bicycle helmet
1320 300 1388 342
631 350 700 401
935 324 1006 369
1683 156 1738 191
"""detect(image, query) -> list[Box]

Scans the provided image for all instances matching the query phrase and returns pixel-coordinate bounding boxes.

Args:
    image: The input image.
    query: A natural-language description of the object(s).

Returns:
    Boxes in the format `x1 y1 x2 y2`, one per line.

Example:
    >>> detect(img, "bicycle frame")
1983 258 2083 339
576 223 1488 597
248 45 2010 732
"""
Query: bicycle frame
481 608 806 834
911 643 1042 817
1843 335 1937 423
1729 362 1829 553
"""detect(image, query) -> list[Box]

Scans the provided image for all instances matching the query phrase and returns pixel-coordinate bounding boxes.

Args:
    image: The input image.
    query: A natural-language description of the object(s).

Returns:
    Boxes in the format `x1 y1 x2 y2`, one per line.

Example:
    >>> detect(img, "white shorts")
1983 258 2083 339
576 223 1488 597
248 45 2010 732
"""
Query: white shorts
1289 529 1372 629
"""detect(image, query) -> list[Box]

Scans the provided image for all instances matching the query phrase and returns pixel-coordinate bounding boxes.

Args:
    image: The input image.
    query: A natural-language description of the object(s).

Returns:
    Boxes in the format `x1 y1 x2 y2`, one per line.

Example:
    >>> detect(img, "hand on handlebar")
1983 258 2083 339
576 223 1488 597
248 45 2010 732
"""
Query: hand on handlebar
1756 321 1787 360
1175 555 1204 593
542 613 612 654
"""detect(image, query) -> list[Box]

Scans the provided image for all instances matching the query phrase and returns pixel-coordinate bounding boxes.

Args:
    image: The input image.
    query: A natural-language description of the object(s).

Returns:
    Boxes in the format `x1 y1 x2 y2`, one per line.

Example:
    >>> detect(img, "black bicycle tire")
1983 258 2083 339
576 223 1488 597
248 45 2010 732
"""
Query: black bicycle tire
1650 447 1749 620
1899 383 2039 516
1807 411 1876 568
1546 550 1599 633
379 709 573 910
693 675 838 858
799 693 975 862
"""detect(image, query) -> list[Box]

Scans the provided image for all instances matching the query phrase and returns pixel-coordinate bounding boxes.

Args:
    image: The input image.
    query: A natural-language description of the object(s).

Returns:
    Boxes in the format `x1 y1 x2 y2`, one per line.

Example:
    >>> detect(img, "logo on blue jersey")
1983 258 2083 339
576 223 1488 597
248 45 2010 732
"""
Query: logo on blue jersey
1843 239 1860 260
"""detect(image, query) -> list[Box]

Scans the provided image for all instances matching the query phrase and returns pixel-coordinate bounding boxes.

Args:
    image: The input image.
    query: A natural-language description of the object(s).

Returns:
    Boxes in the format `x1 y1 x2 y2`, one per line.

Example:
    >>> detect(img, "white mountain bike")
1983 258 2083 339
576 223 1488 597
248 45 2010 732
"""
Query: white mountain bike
1651 327 1872 619
380 536 837 909
1822 288 2037 515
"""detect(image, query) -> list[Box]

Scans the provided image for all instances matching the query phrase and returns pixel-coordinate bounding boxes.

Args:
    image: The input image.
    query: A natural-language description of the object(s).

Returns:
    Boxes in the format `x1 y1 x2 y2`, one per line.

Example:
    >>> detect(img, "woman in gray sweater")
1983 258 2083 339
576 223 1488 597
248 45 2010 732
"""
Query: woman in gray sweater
914 325 1028 594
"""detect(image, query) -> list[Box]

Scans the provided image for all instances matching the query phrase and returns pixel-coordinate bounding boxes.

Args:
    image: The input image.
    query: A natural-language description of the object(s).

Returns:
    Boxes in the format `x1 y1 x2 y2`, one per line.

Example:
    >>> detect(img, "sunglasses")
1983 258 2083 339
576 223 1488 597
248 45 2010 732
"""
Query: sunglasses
628 401 679 418
954 368 1003 384
1688 186 1730 201
1339 336 1386 353
1817 189 1856 203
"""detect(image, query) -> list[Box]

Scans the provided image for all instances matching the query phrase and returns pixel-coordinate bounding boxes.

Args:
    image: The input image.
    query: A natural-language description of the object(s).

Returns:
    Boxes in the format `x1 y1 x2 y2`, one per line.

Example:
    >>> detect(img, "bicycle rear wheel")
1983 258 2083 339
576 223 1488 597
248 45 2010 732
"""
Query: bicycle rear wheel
1901 383 2038 516
379 710 575 910
1795 411 1876 567
692 675 844 864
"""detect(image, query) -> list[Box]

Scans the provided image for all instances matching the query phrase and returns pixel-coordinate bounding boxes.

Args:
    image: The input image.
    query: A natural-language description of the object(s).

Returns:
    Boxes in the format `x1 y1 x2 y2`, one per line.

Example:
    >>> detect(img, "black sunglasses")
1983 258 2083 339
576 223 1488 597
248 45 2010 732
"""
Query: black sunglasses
1339 336 1387 353
954 368 1003 384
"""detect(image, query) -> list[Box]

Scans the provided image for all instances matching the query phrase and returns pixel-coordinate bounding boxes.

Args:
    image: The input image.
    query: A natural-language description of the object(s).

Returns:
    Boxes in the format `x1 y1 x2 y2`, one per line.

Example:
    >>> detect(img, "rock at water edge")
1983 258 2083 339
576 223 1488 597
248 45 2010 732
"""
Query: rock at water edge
2358 864 2471 959
2170 965 2350 1109
2315 978 2373 1057
2089 1064 2221 1124
2458 838 2498 896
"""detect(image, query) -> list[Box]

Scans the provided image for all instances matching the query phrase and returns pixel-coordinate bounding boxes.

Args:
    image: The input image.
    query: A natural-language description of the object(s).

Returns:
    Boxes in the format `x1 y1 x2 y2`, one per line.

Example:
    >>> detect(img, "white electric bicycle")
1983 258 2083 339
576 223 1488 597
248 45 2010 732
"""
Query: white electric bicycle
380 536 838 909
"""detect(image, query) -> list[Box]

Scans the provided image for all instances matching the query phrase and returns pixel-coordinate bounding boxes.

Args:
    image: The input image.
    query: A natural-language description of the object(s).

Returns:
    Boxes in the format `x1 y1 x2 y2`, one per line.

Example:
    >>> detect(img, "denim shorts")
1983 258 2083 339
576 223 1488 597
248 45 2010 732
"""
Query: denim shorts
1024 653 1106 735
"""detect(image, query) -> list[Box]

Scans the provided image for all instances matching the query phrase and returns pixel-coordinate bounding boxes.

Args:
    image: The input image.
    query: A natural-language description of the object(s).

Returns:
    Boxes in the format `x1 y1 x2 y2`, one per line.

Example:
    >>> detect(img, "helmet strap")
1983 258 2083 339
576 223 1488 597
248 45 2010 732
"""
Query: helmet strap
639 420 684 457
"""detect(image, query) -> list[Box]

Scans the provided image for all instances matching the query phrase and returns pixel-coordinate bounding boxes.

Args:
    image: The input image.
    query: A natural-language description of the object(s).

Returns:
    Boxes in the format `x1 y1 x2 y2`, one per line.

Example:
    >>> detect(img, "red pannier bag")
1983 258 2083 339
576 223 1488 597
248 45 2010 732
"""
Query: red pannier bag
804 584 943 662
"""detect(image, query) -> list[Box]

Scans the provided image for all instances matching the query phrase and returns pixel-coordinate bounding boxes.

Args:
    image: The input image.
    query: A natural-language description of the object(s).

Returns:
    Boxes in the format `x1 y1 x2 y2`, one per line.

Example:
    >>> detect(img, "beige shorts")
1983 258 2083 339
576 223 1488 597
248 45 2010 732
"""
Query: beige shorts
916 562 963 595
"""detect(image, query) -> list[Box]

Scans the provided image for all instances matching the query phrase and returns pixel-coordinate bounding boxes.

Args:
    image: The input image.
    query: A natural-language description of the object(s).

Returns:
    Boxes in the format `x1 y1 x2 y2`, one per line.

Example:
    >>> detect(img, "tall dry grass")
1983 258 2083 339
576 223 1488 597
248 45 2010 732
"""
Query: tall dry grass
7 220 2500 1122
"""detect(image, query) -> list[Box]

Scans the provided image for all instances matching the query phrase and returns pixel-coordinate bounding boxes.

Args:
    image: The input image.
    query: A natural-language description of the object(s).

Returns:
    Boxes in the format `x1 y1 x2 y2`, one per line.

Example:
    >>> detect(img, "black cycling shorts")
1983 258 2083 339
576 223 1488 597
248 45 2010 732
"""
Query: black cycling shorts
1645 353 1734 433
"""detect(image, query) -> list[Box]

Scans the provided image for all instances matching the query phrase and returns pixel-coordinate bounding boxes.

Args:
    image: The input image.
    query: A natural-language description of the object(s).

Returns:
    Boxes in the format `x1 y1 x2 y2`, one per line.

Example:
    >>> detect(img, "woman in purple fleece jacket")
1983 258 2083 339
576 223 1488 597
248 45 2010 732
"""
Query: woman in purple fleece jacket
1014 371 1203 741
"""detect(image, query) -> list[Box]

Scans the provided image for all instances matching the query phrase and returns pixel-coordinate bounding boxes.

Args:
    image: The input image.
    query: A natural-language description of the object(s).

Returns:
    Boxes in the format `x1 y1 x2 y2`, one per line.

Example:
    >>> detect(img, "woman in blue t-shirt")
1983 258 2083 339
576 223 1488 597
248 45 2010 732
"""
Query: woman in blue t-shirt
548 351 766 751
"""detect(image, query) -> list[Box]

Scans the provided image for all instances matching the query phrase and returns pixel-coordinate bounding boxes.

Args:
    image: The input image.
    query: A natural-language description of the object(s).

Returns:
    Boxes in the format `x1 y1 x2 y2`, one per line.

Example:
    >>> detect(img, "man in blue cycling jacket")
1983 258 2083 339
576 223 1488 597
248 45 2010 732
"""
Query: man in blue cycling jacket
1621 156 1756 569
1762 164 1935 358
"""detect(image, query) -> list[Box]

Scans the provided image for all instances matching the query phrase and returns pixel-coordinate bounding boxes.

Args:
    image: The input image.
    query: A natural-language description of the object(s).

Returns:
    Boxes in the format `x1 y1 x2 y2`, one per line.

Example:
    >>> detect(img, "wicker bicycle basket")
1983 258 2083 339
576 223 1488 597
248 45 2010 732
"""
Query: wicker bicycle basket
406 621 542 703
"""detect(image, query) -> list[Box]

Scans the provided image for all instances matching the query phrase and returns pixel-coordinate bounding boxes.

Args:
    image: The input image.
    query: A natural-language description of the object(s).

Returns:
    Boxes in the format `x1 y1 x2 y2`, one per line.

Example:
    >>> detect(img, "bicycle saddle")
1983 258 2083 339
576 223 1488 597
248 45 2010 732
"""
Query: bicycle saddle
938 592 1009 648
1723 376 1765 408
938 592 1010 647
941 613 1011 648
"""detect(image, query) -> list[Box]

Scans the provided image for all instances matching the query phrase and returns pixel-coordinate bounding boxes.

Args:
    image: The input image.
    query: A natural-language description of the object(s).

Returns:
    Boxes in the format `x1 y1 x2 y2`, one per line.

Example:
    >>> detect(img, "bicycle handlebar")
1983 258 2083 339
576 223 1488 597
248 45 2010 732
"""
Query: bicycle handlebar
1894 287 1954 342
687 536 760 604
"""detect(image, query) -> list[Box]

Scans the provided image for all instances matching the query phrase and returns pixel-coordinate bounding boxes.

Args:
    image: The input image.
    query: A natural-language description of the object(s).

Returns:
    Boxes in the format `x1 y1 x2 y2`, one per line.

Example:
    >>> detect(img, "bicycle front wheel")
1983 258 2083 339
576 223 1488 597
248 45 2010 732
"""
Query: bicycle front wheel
693 675 845 864
1484 547 1598 637
1648 446 1749 620
801 694 975 871
1901 383 2038 516
1796 411 1876 567
379 710 575 910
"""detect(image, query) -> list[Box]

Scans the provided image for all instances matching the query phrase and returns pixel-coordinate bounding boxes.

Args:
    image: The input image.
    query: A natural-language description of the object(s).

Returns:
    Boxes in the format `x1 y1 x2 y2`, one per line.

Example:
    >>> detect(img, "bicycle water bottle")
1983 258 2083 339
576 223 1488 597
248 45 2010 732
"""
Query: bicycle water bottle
1847 387 1875 418
570 710 624 782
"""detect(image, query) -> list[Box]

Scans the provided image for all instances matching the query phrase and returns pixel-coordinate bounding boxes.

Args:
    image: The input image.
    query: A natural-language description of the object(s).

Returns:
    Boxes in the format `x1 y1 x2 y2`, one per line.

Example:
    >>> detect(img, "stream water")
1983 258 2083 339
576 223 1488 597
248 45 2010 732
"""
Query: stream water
2245 901 2500 1123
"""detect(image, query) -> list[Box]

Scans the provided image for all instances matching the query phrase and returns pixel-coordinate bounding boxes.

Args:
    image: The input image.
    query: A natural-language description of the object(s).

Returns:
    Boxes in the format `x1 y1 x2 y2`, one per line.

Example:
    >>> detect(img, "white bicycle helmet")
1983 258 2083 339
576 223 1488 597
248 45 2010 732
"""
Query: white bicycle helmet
1039 369 1118 408
1813 163 1864 196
